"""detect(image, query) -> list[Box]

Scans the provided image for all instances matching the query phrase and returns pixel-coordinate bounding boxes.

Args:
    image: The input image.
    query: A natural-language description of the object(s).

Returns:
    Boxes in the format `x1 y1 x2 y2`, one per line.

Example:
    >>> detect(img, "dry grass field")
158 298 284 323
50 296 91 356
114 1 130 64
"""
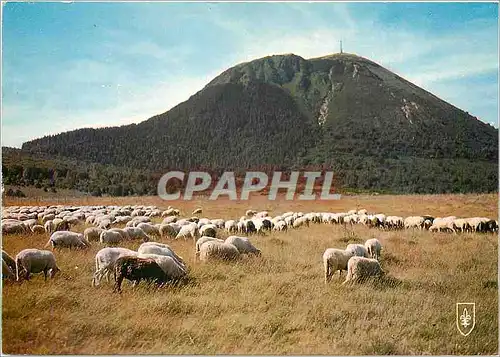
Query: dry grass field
2 193 498 354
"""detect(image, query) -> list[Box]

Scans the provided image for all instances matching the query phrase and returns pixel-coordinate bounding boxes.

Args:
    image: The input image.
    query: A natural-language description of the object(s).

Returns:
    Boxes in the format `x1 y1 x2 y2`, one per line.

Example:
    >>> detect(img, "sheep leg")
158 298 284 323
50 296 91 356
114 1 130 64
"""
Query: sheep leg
43 270 48 282
113 275 123 293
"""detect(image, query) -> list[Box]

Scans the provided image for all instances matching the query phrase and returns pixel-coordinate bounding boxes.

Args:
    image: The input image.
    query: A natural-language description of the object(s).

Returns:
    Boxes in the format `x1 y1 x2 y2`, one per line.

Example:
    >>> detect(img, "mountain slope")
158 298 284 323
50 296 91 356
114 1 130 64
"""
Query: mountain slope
20 53 498 193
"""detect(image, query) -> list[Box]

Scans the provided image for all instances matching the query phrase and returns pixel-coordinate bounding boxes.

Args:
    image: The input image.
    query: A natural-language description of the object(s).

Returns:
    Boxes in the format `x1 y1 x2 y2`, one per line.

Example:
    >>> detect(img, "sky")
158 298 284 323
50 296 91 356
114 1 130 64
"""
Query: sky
2 1 498 148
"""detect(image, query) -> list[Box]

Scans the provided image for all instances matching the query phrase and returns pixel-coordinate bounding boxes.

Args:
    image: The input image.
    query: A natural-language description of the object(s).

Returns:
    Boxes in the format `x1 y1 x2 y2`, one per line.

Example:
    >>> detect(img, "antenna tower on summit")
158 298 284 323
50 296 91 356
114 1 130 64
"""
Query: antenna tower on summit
340 40 343 54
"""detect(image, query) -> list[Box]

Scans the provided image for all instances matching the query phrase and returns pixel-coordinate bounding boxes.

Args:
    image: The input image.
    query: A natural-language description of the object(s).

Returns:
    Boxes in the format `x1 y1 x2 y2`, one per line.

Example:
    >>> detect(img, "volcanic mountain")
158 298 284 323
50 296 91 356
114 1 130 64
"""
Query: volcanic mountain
19 53 498 193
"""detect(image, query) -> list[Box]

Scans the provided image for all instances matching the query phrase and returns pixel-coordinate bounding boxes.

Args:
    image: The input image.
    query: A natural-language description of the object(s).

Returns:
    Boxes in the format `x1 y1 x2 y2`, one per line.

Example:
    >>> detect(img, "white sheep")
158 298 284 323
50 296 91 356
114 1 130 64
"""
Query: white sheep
175 223 199 241
224 220 238 233
45 231 90 250
194 237 225 259
92 247 138 286
345 243 369 258
108 228 131 240
211 219 225 229
225 236 261 255
159 224 178 239
273 220 287 231
292 216 309 229
364 238 382 260
2 220 27 234
123 227 150 241
137 242 186 269
245 209 257 217
162 216 177 224
199 241 240 262
31 225 46 234
237 221 247 234
99 230 124 245
84 227 104 242
450 218 471 234
15 249 60 281
192 208 202 215
199 224 217 238
342 256 384 284
323 248 354 283
136 222 160 236
404 216 425 229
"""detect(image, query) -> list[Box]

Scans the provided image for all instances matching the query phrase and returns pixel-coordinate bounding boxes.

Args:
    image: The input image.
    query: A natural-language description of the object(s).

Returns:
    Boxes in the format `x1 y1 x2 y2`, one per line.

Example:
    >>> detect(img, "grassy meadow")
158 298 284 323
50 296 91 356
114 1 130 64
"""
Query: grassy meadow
2 193 498 354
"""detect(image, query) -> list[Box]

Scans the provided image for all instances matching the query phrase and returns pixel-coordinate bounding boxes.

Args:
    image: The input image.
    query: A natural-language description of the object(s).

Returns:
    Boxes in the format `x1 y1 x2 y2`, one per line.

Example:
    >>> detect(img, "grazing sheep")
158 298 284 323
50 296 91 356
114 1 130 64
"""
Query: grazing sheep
22 219 38 231
292 216 309 229
364 238 382 260
31 224 46 234
2 259 15 280
136 253 187 280
345 244 369 258
210 219 225 229
2 250 17 273
225 236 261 256
385 216 404 230
404 216 425 229
323 248 354 283
237 221 247 234
15 249 60 281
159 224 178 239
162 216 177 225
429 217 455 233
108 228 130 240
52 218 70 232
192 208 202 215
84 227 104 242
41 214 56 224
162 208 176 217
92 247 138 286
245 209 257 217
255 211 269 218
45 231 90 250
175 223 199 241
199 224 217 238
195 237 225 259
176 219 191 226
44 220 54 233
113 256 168 293
197 218 211 228
136 222 160 236
137 242 186 269
451 219 471 234
2 221 27 234
343 256 384 284
199 241 240 262
225 220 238 233
99 230 124 245
284 216 295 226
245 220 257 234
273 220 287 231
123 227 150 241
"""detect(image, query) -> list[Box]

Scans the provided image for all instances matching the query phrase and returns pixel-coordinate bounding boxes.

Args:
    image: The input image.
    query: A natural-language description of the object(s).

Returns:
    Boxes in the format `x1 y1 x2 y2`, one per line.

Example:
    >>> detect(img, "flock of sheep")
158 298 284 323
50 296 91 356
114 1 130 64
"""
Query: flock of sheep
1 204 498 291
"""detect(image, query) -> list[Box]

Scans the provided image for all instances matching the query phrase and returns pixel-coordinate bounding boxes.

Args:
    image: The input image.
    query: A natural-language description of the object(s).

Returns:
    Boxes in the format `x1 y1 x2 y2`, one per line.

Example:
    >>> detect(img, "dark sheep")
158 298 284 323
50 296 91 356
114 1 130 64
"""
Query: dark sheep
113 256 168 293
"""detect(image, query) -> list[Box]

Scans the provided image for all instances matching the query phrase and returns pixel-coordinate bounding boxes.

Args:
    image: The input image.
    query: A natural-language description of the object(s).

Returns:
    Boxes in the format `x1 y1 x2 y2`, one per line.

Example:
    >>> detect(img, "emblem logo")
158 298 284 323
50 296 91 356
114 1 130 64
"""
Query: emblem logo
456 302 475 336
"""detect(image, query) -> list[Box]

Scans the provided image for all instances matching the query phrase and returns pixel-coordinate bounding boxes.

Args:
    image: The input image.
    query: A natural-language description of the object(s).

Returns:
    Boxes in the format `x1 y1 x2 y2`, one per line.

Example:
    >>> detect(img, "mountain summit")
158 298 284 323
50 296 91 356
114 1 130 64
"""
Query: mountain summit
20 53 498 193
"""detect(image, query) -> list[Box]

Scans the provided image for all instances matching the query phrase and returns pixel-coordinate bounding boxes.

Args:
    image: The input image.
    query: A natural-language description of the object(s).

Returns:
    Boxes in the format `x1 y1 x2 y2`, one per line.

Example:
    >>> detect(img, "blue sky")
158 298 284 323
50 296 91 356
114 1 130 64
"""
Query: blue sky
2 2 498 148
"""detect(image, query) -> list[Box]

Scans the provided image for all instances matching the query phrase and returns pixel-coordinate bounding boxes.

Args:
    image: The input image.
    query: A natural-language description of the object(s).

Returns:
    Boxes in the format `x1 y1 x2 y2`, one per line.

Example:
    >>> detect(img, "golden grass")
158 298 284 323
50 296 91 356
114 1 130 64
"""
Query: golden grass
2 194 498 354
